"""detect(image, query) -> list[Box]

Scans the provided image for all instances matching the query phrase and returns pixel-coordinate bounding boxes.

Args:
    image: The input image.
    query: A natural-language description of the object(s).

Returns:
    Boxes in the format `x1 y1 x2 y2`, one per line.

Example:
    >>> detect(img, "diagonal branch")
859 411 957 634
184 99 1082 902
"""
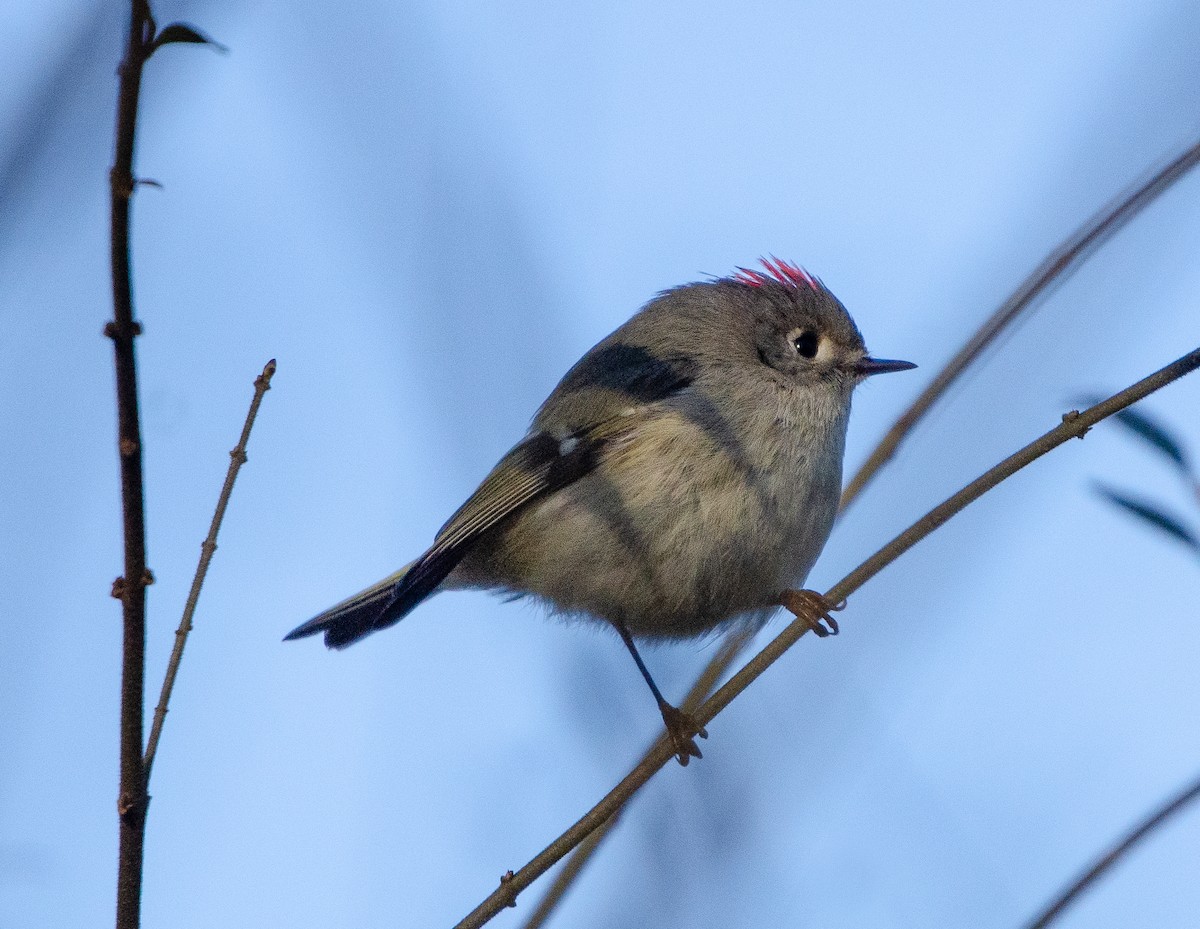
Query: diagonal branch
453 345 1200 929
1020 770 1200 929
143 359 277 780
840 137 1200 513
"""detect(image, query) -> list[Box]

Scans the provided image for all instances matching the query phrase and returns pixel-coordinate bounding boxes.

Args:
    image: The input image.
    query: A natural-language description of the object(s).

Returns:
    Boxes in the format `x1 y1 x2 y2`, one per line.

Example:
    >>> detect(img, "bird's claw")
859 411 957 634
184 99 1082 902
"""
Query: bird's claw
779 589 843 637
659 703 707 766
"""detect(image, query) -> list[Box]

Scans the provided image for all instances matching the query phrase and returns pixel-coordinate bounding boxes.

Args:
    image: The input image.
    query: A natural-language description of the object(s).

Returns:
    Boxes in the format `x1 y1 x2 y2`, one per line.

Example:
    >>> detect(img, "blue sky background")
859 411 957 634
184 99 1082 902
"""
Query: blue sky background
2 2 1199 927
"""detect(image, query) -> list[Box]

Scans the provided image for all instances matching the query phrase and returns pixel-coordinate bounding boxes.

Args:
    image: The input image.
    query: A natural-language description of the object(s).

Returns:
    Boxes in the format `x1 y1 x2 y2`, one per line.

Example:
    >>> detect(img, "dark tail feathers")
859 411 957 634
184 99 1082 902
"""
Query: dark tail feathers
284 563 417 649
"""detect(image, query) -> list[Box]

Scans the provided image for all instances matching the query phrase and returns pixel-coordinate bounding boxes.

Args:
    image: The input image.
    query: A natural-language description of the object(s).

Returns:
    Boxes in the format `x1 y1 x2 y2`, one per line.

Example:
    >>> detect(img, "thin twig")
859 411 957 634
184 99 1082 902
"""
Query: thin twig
1020 771 1200 929
143 359 277 779
518 630 751 929
454 346 1200 929
840 138 1200 512
108 3 155 928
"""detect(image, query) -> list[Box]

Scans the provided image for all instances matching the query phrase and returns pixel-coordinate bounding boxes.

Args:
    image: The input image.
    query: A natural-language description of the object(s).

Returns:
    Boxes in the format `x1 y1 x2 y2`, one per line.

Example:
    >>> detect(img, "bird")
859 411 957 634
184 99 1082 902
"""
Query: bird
286 257 916 764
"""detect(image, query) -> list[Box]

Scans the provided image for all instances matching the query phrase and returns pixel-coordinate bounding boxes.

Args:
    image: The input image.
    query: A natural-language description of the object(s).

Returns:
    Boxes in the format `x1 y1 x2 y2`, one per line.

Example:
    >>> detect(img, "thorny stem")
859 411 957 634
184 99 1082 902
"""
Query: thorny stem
453 346 1200 929
840 138 1200 513
143 360 277 779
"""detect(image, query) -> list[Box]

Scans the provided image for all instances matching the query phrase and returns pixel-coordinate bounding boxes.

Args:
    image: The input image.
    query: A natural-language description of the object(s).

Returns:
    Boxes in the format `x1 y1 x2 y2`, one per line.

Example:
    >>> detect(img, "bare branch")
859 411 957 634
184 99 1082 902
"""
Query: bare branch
143 360 277 779
840 138 1200 512
453 346 1200 929
107 3 233 925
109 3 155 927
1021 771 1200 929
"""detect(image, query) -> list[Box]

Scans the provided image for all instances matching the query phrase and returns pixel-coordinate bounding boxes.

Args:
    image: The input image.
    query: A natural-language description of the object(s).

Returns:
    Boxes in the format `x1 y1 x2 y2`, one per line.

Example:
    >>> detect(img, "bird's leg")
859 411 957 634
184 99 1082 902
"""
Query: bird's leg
615 621 707 766
778 589 844 637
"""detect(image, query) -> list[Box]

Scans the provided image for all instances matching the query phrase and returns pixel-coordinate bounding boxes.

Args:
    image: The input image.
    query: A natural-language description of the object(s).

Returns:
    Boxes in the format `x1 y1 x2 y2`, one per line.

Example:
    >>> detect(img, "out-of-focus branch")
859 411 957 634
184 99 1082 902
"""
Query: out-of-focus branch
108 5 156 929
840 138 1200 513
453 346 1200 929
1021 771 1200 929
143 360 277 780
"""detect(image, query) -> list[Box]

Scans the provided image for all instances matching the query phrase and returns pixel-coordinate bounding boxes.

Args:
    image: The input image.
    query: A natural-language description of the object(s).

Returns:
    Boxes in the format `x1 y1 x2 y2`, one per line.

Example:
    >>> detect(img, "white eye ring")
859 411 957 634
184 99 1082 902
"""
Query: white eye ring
787 328 820 359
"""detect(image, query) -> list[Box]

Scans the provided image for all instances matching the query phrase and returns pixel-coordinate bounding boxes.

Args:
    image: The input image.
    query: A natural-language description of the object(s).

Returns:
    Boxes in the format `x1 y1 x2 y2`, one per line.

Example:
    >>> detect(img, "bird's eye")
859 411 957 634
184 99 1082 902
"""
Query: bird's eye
792 330 819 358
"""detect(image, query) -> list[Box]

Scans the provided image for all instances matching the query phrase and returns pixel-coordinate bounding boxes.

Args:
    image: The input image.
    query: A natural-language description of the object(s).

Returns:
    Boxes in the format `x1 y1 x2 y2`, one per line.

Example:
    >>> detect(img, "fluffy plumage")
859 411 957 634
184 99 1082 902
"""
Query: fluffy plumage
286 261 908 651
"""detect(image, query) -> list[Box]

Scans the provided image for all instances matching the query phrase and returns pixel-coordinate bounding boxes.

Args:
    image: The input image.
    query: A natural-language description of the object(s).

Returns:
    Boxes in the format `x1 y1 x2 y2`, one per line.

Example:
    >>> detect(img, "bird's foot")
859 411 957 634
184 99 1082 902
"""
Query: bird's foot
659 702 707 766
779 589 844 637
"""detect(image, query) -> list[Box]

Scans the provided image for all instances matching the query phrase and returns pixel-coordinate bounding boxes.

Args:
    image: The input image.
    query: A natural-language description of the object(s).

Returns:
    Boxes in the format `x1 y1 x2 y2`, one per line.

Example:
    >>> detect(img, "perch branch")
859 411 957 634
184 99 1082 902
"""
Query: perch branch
453 345 1200 929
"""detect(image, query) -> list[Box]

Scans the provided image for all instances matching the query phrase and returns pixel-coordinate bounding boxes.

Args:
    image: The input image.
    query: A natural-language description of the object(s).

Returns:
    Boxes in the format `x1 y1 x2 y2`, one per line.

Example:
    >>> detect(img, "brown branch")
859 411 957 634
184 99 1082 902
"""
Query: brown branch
518 629 751 929
142 360 276 780
108 3 155 928
1020 771 1200 929
107 4 226 926
453 346 1200 929
839 138 1200 513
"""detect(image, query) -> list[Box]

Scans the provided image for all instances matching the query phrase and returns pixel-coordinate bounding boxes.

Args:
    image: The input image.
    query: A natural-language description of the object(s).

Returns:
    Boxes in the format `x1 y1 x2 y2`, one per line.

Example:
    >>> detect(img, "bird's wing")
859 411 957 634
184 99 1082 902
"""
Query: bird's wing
410 427 615 596
285 346 695 649
406 345 698 600
533 342 698 430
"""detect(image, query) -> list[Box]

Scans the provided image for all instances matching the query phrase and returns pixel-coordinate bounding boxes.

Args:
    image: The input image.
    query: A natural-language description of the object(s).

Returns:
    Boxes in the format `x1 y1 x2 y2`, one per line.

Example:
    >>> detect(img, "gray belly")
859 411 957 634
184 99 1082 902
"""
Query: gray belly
454 404 845 639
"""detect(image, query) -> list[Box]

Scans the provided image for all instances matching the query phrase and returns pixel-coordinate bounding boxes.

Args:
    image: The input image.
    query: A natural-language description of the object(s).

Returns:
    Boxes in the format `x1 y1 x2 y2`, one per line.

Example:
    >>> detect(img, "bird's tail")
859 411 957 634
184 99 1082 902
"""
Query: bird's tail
284 562 417 650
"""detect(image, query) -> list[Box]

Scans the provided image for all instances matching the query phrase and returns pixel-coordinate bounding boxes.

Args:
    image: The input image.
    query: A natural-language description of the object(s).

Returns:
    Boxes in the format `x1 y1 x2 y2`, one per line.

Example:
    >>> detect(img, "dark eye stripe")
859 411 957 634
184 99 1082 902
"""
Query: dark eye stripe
793 331 818 358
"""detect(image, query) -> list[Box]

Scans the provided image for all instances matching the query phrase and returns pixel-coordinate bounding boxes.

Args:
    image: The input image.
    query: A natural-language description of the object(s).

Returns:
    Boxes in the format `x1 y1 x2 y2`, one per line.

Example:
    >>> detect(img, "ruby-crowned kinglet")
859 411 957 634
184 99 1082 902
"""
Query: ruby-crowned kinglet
287 258 915 763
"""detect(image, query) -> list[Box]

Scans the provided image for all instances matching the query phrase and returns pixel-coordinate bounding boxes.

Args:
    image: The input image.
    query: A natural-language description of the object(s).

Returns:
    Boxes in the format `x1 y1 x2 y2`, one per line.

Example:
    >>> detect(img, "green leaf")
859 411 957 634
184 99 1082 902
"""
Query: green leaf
1094 483 1199 553
1083 395 1192 476
149 22 228 55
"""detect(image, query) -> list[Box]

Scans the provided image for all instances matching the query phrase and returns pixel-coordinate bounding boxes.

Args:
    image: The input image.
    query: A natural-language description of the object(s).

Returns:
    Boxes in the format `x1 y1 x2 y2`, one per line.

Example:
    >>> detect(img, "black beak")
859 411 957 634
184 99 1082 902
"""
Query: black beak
856 357 917 377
